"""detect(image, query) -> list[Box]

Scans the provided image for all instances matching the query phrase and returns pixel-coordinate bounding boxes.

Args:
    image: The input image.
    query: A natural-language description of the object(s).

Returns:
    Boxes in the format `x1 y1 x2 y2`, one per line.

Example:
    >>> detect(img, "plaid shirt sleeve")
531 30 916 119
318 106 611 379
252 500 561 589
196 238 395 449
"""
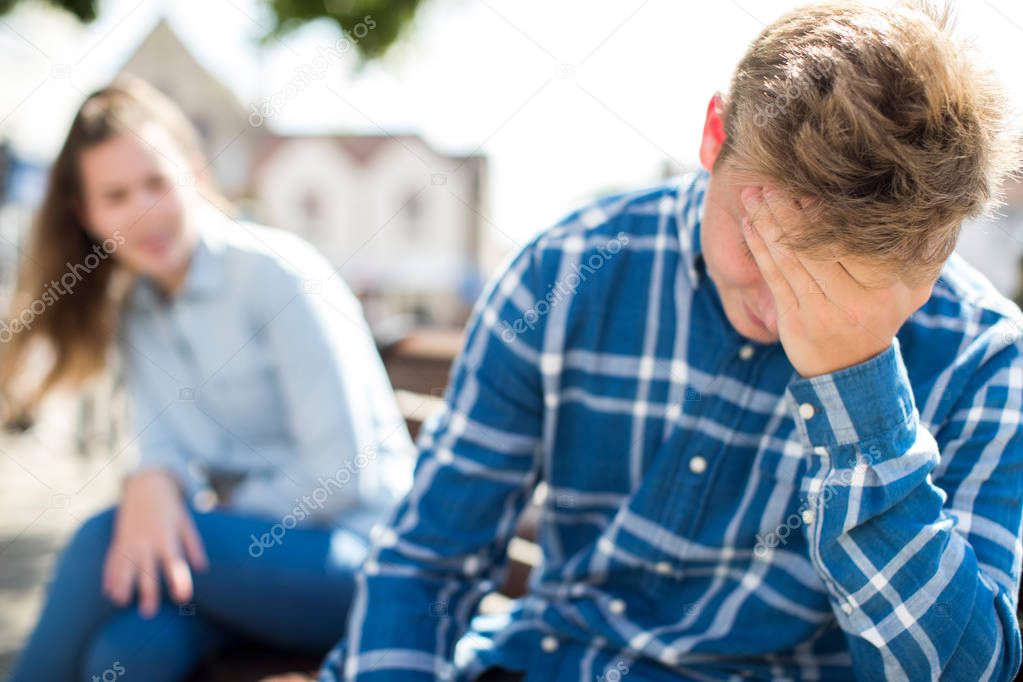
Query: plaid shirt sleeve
319 235 551 681
786 326 1023 680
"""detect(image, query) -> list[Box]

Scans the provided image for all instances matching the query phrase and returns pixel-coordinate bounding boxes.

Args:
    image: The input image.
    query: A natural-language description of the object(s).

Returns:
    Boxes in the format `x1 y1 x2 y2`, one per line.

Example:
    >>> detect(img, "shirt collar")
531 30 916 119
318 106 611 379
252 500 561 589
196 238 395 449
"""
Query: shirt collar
677 167 710 289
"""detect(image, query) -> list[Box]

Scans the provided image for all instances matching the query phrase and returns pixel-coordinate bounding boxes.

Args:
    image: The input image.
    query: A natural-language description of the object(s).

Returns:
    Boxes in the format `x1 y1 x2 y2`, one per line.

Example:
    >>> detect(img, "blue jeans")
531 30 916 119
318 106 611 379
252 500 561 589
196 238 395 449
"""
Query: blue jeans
9 506 368 682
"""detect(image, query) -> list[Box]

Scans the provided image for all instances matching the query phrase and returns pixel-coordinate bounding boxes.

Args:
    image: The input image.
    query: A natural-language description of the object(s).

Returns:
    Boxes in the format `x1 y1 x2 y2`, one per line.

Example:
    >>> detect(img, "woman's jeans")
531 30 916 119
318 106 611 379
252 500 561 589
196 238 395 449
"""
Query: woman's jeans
9 505 368 682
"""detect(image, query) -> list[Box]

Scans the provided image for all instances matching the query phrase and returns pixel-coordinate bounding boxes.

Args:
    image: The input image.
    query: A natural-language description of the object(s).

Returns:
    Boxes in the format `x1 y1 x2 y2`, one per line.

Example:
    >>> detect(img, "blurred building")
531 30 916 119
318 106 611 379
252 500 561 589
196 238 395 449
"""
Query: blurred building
117 19 487 330
251 133 485 329
117 19 255 200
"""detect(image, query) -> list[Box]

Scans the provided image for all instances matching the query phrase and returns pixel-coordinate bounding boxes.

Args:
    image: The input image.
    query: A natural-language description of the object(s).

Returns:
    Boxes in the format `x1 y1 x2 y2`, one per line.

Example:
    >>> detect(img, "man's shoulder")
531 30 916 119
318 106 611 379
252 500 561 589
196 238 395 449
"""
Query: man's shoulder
903 252 1023 394
918 252 1022 334
528 174 698 253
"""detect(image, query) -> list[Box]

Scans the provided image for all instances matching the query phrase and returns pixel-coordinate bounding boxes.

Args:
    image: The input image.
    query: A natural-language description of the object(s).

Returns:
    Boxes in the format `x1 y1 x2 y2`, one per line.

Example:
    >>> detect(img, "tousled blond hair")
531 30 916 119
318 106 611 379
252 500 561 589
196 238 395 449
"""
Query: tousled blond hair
718 1 1021 281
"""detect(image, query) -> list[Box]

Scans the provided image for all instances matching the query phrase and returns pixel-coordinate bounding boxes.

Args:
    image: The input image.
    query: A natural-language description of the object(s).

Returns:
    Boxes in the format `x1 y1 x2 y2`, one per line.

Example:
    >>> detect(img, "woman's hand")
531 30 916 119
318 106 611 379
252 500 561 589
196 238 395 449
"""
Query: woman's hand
102 469 209 617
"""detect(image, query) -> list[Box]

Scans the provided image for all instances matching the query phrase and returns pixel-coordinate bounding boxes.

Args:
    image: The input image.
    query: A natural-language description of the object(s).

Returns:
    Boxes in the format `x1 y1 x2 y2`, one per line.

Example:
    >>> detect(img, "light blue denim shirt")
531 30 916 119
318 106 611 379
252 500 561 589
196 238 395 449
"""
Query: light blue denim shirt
120 205 414 535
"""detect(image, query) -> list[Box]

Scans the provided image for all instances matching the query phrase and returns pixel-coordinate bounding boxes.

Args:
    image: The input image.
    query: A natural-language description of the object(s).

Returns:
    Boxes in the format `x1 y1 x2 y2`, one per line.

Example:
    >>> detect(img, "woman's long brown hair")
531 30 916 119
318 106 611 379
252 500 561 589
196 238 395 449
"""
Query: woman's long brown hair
0 75 223 425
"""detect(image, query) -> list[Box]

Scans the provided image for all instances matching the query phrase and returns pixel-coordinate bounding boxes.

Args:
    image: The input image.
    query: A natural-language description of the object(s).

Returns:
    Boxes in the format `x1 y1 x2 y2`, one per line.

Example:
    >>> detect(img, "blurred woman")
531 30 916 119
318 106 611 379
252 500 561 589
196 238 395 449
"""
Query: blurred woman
4 76 414 682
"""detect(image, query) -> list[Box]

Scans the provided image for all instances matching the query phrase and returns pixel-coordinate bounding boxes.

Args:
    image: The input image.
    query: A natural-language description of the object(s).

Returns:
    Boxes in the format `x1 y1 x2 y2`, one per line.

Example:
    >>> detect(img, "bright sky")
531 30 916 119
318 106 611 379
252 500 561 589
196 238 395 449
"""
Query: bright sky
2 0 1023 258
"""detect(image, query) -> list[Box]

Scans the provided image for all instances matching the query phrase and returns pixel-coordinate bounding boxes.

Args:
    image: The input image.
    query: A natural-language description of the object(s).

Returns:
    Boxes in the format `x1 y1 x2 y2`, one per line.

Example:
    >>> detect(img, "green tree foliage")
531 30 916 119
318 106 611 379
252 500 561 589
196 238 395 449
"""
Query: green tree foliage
265 0 424 60
1 0 426 60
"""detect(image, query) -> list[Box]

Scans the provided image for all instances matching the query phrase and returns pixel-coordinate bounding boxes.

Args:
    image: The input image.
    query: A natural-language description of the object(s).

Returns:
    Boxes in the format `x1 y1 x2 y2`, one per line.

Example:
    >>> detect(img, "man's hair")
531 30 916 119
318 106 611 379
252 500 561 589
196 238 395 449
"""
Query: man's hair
718 0 1021 280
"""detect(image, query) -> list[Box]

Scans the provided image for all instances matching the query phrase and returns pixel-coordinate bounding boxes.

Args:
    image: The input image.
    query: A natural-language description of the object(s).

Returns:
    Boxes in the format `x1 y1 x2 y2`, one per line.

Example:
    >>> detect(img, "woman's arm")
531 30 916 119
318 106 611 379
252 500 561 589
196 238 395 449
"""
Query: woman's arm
121 322 213 502
228 245 410 523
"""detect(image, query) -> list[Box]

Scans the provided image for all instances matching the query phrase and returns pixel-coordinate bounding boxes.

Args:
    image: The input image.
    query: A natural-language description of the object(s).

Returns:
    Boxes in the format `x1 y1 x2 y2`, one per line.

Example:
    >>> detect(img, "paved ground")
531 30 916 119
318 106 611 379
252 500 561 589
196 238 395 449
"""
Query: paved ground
0 393 124 679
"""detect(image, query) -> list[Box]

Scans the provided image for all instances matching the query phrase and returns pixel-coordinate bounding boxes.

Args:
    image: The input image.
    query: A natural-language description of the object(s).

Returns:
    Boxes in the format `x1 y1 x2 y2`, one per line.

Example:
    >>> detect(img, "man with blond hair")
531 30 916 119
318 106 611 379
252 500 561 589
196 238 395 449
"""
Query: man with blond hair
320 2 1023 680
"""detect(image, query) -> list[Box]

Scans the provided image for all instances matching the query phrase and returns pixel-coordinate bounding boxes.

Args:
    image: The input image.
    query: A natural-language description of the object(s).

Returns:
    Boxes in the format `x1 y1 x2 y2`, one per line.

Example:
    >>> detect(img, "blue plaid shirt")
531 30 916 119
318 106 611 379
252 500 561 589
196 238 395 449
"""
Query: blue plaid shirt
321 169 1023 681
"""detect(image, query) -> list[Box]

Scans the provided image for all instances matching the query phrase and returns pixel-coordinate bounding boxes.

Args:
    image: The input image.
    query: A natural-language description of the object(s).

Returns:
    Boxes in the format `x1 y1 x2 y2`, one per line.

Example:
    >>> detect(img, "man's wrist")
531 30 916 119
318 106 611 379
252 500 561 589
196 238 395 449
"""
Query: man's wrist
786 337 916 448
793 338 892 379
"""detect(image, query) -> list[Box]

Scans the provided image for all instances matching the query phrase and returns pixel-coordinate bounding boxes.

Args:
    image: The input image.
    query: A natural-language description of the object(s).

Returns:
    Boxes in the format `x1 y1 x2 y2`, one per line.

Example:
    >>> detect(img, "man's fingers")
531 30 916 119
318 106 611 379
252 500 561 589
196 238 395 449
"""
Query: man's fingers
750 190 824 297
746 187 840 308
798 257 861 314
741 188 799 312
760 188 806 240
743 216 797 312
741 187 771 228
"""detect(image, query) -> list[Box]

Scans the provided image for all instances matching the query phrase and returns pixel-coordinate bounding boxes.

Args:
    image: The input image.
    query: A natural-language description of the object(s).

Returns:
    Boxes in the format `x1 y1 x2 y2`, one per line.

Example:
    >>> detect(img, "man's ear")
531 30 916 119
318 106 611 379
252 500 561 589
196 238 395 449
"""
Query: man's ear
699 93 727 172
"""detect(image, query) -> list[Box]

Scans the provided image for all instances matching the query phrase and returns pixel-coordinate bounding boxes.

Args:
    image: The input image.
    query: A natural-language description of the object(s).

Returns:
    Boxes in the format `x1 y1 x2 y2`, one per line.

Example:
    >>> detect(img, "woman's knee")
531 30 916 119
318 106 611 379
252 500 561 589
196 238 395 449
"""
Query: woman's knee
80 614 136 682
49 506 117 591
81 607 214 682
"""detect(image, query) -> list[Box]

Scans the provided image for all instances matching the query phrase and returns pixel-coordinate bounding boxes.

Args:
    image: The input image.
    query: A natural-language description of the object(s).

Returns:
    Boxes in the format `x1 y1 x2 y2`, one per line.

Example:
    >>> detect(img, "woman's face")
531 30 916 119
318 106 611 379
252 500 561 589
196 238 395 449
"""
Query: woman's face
77 123 198 289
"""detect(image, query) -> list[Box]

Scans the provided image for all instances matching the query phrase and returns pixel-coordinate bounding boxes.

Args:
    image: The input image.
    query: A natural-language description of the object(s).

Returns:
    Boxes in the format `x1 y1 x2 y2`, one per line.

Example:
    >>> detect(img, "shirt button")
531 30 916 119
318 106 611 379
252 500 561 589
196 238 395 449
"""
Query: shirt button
436 449 453 464
799 402 816 420
363 559 379 575
841 601 853 614
376 527 398 547
688 455 707 474
801 509 816 525
541 635 559 652
655 561 673 575
738 344 755 360
192 489 216 512
608 598 626 615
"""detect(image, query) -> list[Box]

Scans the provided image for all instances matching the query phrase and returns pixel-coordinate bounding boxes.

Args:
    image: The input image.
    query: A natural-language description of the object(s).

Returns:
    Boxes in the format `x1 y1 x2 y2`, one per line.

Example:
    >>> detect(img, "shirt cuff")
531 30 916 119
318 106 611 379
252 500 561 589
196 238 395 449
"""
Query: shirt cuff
127 451 213 509
785 337 916 450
